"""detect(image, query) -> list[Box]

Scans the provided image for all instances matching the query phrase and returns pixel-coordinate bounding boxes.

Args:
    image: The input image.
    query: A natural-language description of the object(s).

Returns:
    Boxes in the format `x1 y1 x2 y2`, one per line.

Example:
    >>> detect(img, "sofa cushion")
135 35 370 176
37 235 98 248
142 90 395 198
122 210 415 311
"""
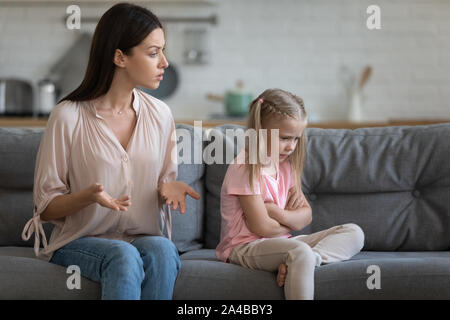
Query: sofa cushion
0 246 36 258
171 124 205 252
0 127 41 190
203 123 450 251
0 255 101 299
0 128 54 247
2 247 449 299
203 125 247 249
0 189 54 247
176 249 450 299
0 125 206 252
174 259 283 300
300 123 450 251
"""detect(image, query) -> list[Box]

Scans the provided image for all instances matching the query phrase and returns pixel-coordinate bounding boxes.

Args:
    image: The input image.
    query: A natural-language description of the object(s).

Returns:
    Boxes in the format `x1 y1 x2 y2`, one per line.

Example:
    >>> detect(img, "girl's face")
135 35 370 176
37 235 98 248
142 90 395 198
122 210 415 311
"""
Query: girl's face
263 116 307 163
121 28 169 90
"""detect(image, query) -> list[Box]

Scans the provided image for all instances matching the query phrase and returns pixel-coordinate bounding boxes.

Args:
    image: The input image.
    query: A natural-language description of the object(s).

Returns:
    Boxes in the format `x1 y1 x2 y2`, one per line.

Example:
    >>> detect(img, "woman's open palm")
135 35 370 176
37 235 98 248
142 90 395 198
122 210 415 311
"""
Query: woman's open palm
159 181 201 214
90 183 131 212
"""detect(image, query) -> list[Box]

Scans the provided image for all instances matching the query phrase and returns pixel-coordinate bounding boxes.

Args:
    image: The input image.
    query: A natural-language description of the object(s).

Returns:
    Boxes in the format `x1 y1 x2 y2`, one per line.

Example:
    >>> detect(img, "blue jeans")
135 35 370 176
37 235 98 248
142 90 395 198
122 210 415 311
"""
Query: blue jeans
50 235 181 300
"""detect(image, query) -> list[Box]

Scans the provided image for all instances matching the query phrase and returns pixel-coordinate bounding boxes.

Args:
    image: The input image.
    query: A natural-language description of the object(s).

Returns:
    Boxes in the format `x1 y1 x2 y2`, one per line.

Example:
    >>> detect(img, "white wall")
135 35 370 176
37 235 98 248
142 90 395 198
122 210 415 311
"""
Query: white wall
0 0 449 122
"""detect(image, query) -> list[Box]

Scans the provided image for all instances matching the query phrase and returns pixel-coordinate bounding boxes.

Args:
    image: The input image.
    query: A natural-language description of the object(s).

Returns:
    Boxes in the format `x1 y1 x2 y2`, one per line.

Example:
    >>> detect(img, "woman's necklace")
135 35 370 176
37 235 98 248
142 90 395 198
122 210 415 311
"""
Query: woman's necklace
116 107 126 115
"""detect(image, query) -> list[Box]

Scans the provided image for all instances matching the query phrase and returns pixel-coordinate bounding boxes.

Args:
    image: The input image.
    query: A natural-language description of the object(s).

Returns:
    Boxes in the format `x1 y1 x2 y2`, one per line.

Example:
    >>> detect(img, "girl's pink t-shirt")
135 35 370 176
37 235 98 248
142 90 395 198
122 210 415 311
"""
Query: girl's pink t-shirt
215 150 295 262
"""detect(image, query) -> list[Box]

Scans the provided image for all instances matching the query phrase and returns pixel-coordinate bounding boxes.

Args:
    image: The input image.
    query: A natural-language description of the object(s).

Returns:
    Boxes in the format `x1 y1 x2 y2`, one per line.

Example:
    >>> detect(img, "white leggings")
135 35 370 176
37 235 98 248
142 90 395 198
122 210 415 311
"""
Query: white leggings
228 223 365 300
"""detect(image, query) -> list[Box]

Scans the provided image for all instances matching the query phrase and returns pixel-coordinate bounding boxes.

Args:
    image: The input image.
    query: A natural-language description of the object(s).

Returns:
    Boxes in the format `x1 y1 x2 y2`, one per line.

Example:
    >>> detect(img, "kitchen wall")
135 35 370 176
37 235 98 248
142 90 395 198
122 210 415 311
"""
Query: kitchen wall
0 0 449 122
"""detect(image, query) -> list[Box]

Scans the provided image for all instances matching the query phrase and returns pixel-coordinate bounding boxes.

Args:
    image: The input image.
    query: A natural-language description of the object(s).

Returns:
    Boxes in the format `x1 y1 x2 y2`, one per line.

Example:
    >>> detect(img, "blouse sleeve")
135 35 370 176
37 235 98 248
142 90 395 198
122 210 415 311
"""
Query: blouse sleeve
224 164 262 196
21 103 75 257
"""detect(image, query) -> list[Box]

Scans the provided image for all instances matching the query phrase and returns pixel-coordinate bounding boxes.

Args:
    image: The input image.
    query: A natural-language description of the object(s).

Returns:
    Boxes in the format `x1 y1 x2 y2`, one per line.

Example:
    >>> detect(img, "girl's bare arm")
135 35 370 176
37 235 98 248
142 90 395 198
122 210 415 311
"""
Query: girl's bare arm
238 194 291 238
265 197 312 231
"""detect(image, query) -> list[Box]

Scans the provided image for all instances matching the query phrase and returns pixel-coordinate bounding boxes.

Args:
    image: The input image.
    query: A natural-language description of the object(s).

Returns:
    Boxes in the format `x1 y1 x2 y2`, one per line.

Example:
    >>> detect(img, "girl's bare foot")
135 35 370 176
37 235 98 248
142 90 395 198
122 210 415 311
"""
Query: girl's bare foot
276 263 287 287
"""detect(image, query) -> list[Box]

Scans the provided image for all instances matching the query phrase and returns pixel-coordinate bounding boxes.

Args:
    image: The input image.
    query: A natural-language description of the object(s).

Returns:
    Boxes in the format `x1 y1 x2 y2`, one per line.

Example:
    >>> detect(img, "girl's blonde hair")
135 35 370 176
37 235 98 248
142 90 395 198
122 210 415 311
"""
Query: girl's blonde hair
245 88 307 197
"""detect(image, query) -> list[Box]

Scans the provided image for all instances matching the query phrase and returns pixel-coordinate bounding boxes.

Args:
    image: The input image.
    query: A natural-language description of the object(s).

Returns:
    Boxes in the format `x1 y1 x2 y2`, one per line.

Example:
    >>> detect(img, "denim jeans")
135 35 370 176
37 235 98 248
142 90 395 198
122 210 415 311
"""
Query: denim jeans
50 235 181 300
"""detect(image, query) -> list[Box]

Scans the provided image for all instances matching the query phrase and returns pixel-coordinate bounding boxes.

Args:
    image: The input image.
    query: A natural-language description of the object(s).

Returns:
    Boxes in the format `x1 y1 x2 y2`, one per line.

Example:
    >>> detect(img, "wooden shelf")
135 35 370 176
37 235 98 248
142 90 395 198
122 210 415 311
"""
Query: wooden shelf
1 117 450 129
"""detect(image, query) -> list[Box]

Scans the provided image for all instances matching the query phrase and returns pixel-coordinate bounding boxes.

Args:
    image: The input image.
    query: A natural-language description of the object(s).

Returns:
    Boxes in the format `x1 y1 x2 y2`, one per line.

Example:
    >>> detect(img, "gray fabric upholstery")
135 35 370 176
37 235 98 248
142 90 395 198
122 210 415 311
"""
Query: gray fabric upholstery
1 247 449 299
176 249 450 300
203 124 450 251
0 127 41 190
171 124 205 252
0 128 54 247
1 123 449 299
0 255 101 299
300 124 450 251
203 125 248 249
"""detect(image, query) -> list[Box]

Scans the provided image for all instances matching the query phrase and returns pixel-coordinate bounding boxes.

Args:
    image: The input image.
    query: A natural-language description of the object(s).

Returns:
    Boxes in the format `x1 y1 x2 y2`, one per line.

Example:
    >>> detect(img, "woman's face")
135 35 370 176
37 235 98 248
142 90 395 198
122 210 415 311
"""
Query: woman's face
122 28 169 90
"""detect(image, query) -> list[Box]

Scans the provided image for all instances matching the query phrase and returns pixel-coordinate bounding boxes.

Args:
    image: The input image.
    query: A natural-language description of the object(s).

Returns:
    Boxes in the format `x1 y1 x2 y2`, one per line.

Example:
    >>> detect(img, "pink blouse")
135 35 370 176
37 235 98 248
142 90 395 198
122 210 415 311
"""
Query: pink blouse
21 88 178 261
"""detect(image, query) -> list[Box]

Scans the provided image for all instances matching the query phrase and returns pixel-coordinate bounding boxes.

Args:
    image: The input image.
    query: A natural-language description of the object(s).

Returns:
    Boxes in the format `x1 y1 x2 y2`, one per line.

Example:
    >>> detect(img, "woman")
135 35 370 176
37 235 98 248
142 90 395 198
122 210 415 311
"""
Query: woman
21 3 200 300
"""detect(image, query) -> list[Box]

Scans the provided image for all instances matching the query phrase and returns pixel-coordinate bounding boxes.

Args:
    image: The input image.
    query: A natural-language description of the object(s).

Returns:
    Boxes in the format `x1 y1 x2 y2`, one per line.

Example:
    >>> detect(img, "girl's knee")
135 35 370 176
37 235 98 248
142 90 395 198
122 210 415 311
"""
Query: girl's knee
287 242 316 267
342 223 365 250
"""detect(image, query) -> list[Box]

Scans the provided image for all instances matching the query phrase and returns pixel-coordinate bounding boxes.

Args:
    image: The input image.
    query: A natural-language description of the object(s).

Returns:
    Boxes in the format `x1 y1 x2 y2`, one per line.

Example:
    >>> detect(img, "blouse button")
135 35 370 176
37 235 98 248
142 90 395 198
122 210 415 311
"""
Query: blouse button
122 156 128 162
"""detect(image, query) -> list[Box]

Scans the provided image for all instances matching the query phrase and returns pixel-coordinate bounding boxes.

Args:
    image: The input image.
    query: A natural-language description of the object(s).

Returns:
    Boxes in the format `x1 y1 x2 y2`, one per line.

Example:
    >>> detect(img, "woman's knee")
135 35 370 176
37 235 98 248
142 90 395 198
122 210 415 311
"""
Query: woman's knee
134 236 181 270
103 240 145 279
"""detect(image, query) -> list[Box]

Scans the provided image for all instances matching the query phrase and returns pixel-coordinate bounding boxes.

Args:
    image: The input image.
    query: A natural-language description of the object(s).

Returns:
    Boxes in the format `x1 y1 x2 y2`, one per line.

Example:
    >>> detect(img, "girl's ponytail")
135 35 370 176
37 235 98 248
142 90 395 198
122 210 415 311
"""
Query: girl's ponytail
246 97 265 194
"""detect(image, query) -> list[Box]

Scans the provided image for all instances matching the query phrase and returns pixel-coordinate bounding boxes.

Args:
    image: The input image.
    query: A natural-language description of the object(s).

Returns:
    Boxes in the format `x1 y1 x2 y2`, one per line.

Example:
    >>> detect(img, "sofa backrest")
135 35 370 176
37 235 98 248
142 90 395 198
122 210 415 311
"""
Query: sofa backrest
0 127 54 247
170 124 205 252
1 123 450 252
0 125 206 253
202 124 450 251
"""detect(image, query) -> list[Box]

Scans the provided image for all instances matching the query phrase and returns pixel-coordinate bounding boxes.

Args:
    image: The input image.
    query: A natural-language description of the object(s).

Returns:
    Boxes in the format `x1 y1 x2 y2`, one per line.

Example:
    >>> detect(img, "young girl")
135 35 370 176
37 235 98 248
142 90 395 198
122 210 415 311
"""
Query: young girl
215 88 365 300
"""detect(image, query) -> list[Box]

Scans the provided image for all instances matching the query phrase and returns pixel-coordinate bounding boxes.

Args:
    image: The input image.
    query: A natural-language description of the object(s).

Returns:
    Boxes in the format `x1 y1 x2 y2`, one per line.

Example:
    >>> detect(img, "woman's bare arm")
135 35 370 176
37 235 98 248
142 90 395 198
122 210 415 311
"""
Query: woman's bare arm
40 187 95 222
40 183 131 221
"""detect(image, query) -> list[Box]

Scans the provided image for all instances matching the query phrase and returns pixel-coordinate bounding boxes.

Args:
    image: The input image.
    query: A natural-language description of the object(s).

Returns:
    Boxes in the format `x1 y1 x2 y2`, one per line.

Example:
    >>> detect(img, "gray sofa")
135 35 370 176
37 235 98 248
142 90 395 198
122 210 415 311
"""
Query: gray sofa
1 123 449 300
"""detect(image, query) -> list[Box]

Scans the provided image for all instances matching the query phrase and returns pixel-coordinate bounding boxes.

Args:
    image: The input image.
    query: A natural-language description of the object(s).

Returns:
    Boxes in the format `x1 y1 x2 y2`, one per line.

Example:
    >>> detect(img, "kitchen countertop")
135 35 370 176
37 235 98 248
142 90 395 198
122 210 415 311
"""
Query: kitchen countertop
0 117 449 129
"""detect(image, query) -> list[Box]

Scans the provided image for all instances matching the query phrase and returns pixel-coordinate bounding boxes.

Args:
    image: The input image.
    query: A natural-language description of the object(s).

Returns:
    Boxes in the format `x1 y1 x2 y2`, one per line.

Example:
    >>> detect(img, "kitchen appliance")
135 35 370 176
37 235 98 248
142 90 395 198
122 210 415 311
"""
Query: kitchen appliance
37 78 57 116
0 78 34 117
348 66 372 122
206 80 253 117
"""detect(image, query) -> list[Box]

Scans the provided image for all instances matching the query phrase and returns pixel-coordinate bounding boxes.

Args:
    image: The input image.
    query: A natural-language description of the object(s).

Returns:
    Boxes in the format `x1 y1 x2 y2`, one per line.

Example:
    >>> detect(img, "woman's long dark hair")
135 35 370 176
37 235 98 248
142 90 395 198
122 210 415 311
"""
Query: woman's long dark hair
59 2 162 103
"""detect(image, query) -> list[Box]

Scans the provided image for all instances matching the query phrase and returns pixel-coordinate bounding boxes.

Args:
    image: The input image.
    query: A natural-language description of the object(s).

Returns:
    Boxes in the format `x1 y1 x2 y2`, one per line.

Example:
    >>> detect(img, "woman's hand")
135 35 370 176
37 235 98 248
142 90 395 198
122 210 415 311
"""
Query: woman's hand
159 181 201 214
285 187 305 211
89 183 131 212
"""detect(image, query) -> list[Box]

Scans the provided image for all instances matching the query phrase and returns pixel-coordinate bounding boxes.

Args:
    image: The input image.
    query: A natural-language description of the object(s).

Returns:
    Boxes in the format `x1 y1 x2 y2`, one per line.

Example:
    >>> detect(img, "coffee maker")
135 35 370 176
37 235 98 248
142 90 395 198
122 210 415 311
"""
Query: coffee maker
0 78 34 117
